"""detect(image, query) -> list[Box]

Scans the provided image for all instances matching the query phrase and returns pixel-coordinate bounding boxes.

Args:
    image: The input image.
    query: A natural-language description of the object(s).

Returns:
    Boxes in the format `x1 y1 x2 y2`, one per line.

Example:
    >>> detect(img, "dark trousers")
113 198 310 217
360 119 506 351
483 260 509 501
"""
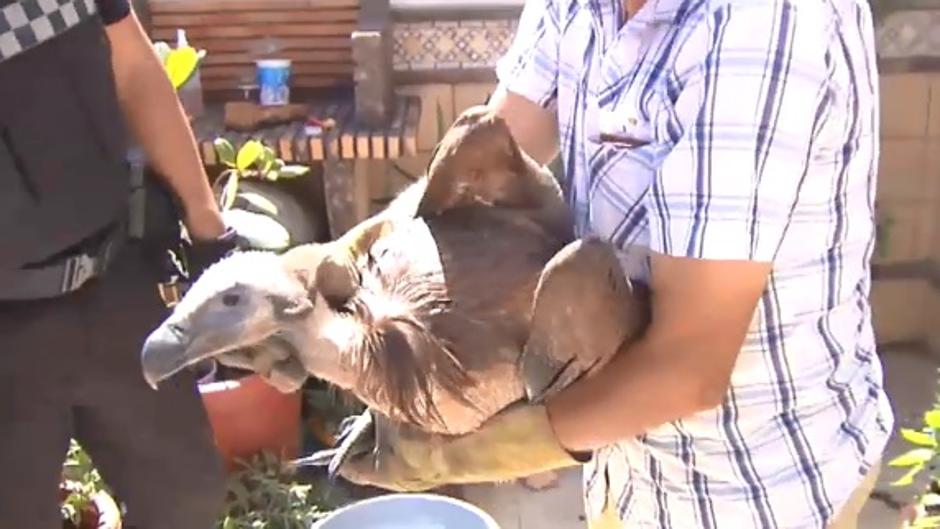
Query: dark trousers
0 241 226 529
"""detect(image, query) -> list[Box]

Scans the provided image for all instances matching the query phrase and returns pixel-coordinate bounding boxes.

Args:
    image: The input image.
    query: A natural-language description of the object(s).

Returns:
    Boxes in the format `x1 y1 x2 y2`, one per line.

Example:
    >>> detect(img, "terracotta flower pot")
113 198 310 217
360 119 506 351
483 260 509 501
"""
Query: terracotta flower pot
199 372 302 472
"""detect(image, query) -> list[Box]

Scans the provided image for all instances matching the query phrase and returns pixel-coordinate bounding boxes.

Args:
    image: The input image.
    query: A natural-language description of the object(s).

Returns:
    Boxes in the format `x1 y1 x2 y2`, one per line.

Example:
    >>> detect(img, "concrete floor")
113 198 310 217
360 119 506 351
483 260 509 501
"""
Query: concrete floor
460 347 939 529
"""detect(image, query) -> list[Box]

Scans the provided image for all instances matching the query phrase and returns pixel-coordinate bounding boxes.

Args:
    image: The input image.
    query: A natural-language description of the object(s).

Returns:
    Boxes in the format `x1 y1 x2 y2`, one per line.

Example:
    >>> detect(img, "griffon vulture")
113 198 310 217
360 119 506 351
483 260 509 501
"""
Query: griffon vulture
139 104 650 477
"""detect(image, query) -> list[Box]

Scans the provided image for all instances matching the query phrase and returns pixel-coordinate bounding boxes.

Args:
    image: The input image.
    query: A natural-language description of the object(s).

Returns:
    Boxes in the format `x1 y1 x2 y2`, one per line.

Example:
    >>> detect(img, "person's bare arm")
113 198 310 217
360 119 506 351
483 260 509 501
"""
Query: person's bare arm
104 9 224 241
489 88 560 166
546 255 770 452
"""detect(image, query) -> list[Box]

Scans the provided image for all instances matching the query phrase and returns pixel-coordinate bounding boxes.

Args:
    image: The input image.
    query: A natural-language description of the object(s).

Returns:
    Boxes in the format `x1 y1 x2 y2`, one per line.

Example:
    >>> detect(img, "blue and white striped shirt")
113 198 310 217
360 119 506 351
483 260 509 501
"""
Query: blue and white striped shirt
495 0 894 527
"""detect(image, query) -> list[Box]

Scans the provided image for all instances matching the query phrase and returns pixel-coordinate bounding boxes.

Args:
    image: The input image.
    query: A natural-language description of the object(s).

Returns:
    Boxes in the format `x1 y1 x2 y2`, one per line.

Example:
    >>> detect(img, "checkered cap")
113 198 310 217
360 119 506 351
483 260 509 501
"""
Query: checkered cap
0 0 98 63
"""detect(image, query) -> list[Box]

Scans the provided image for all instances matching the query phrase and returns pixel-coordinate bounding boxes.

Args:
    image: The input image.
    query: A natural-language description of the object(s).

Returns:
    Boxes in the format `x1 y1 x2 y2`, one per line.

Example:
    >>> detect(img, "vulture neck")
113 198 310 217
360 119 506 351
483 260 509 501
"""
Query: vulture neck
291 310 361 391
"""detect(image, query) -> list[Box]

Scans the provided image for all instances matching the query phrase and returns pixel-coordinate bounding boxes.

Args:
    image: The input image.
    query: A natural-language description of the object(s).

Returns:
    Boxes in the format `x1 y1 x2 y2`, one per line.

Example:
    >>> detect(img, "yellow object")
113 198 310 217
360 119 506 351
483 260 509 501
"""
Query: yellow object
159 29 203 91
163 46 200 91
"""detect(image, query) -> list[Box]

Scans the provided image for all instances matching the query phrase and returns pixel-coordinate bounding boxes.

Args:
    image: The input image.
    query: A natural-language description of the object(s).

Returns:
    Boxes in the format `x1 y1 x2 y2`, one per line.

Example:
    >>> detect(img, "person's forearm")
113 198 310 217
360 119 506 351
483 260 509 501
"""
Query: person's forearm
107 18 223 240
489 88 560 166
545 327 734 453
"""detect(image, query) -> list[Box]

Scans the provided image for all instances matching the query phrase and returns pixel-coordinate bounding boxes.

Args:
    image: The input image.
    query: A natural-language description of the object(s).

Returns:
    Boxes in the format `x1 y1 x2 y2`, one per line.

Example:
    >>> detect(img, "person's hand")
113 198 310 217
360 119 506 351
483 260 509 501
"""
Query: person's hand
183 207 291 282
183 226 240 282
183 204 226 242
293 402 585 492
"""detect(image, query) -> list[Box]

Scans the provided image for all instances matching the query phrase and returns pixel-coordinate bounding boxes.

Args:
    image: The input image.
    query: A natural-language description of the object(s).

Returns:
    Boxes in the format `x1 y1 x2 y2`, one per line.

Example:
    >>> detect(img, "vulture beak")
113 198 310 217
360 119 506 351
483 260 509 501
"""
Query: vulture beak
139 250 311 390
141 323 194 390
140 311 253 390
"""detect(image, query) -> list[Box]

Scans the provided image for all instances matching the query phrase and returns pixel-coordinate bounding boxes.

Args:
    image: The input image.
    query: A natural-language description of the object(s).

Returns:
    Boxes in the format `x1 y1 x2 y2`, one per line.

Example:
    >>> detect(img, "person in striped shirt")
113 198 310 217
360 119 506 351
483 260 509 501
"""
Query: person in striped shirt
330 0 894 527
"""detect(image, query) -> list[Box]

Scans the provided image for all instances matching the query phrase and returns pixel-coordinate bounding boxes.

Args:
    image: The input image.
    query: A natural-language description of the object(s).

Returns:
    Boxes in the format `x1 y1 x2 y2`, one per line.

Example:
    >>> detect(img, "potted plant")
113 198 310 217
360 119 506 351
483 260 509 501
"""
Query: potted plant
60 439 122 529
198 362 305 473
887 369 940 528
215 450 350 529
209 137 321 252
182 141 325 473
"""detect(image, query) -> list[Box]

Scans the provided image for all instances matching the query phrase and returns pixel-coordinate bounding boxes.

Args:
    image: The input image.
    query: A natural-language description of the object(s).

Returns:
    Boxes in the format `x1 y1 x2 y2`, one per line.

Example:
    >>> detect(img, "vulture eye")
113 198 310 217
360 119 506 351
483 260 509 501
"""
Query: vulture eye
222 293 241 307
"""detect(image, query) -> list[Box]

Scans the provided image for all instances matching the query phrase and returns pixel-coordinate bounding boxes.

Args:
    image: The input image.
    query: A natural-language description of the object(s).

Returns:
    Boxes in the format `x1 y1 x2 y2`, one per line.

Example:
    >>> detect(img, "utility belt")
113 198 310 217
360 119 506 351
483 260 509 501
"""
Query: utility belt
0 163 188 303
0 219 127 301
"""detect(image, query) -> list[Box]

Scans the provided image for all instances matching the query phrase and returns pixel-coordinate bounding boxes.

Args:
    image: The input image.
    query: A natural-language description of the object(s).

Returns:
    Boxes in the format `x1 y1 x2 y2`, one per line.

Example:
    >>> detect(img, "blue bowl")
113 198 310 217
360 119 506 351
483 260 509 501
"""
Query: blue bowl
312 493 501 529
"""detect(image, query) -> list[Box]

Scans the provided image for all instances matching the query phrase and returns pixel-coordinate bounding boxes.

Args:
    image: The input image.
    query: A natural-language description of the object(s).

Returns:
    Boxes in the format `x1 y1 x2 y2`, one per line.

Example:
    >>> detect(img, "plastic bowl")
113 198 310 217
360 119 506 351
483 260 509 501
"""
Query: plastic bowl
312 493 501 529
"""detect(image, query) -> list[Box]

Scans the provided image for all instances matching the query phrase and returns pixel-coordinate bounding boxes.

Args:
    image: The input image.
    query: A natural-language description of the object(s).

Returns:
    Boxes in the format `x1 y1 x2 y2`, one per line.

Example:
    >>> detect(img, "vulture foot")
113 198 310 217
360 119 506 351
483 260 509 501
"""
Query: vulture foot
522 238 651 403
292 409 376 480
293 409 438 492
293 401 583 493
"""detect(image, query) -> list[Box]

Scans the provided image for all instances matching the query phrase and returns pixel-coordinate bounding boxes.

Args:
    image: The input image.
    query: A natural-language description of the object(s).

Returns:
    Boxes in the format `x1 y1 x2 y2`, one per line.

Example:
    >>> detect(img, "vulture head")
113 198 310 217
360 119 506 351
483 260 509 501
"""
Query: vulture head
140 247 349 394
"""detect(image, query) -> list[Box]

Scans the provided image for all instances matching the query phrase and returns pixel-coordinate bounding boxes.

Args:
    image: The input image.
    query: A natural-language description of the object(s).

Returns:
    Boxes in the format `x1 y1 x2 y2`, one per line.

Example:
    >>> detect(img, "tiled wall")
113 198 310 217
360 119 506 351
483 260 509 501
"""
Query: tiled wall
378 6 940 353
393 19 518 73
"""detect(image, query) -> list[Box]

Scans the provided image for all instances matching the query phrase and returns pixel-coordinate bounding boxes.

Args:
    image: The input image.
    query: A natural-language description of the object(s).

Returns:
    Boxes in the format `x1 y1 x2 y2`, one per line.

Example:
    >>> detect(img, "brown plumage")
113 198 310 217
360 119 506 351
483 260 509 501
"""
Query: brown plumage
140 105 651 439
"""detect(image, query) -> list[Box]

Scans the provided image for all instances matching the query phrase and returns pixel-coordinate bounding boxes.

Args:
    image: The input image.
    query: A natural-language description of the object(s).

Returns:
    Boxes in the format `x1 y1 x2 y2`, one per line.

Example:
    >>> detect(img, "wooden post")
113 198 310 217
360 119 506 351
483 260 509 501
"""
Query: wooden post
352 0 394 127
322 158 358 239
131 0 153 35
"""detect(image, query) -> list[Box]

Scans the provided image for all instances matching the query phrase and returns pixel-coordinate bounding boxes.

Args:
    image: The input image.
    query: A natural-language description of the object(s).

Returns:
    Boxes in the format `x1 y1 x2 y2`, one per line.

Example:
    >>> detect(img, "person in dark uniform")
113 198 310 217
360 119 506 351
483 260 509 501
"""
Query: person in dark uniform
0 0 239 527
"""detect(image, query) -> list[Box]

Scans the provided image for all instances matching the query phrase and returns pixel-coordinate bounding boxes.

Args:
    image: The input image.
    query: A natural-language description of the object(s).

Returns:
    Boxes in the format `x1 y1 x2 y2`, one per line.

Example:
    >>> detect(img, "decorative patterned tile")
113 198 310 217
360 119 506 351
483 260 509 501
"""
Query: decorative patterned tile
393 18 517 71
395 7 940 73
877 9 940 58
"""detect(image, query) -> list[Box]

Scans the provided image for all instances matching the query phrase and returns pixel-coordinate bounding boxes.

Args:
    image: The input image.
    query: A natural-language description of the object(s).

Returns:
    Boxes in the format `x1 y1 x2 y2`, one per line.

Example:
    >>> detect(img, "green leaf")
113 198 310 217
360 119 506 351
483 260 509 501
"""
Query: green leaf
214 138 236 167
912 515 940 529
923 493 940 507
221 209 290 251
221 172 241 211
892 463 925 486
238 192 279 216
890 448 935 468
278 165 310 178
236 140 265 173
902 428 939 447
926 410 940 429
260 146 276 173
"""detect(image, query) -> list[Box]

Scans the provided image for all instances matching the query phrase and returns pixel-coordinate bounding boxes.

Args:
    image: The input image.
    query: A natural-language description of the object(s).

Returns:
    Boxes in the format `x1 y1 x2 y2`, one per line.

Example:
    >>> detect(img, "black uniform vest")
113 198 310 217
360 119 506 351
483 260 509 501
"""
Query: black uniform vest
0 0 129 269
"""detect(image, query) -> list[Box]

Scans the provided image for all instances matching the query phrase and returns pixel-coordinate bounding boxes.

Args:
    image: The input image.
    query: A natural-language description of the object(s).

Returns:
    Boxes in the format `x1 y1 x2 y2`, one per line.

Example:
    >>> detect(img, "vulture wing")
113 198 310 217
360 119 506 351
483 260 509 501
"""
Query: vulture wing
520 239 652 403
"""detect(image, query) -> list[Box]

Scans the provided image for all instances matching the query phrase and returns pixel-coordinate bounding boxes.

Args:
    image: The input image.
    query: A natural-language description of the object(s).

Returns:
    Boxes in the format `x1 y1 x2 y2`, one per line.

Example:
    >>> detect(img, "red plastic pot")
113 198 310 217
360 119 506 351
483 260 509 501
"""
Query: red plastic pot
199 372 302 472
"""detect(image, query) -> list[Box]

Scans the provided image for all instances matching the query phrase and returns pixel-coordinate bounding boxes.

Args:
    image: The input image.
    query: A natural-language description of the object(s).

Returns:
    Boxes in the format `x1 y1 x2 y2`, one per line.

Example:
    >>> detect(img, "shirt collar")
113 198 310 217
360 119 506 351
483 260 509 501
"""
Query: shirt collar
649 0 686 21
569 0 688 24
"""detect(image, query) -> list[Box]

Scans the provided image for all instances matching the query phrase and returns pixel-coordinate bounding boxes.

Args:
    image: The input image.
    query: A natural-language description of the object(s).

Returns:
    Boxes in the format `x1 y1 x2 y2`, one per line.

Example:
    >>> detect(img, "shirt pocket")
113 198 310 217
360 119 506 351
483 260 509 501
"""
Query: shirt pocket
581 94 658 277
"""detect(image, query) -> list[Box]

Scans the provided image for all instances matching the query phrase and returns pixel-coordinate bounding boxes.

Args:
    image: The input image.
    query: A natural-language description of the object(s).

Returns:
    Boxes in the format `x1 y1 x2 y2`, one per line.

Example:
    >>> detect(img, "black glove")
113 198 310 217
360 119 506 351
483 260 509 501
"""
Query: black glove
183 227 240 282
